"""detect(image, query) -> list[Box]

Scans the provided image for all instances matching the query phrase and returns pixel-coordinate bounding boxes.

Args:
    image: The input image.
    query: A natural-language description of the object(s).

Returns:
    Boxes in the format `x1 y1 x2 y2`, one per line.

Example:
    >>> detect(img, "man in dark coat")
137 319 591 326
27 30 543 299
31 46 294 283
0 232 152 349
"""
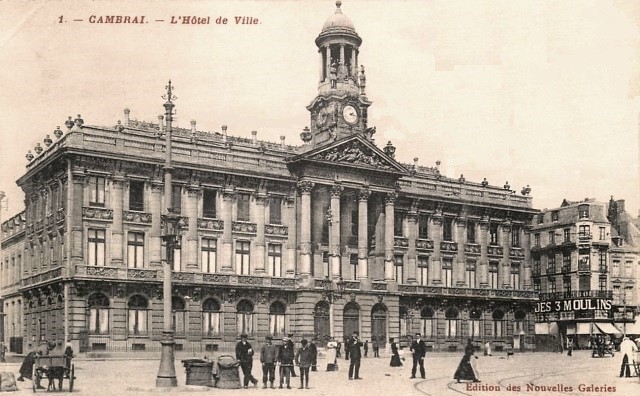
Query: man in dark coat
235 334 258 388
364 340 368 357
372 337 379 357
410 333 427 379
346 331 363 380
277 335 295 389
285 334 297 377
309 338 318 372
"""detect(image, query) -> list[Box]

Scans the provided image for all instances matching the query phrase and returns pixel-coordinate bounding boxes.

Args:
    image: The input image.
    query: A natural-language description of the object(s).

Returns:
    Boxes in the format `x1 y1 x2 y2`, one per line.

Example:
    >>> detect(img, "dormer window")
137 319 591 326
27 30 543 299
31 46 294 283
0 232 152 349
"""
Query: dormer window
551 211 559 222
578 204 589 219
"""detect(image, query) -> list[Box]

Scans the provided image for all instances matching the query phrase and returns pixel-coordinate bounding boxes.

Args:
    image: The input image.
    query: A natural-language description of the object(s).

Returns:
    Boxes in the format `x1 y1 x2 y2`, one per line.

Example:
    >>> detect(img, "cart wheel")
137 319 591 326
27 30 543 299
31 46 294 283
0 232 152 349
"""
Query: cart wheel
69 364 74 392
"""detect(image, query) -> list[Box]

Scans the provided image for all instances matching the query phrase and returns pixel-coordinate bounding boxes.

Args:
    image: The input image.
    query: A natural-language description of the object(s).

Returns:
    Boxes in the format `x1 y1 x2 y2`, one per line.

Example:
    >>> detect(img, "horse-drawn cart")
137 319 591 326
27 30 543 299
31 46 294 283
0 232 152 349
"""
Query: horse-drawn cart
31 355 75 392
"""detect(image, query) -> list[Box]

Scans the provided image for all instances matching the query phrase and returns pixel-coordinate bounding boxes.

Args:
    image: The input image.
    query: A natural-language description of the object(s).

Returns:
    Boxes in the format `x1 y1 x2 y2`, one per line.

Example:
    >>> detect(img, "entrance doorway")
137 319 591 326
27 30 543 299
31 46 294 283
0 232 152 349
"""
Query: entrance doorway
343 302 360 339
314 301 330 346
371 303 387 349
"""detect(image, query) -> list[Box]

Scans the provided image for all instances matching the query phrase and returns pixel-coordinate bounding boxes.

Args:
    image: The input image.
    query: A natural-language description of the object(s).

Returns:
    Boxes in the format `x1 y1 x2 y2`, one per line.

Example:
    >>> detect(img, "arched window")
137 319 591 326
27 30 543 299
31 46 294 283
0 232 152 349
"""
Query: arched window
203 298 221 337
420 306 435 338
127 295 148 336
444 307 459 339
236 300 254 335
172 296 186 336
269 301 286 337
88 293 110 335
468 307 482 338
492 309 505 338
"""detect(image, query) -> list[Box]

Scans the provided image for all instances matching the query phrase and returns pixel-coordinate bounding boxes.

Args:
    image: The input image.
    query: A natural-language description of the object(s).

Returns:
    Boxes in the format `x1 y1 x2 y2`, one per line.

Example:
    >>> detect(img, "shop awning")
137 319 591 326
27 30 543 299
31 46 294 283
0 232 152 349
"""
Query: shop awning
618 321 640 335
576 323 593 335
535 323 549 335
595 322 622 335
566 323 576 335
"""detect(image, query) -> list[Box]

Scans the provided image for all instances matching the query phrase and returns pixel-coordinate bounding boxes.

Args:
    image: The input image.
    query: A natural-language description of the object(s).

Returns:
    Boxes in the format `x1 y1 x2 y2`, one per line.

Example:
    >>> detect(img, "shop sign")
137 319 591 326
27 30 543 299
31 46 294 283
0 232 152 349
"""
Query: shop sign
534 298 612 313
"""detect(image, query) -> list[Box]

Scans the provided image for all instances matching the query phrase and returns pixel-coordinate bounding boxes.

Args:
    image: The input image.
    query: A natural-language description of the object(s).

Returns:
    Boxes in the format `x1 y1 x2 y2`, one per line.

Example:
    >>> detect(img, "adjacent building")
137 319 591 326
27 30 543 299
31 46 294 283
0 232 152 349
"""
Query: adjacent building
531 198 640 349
1 2 539 354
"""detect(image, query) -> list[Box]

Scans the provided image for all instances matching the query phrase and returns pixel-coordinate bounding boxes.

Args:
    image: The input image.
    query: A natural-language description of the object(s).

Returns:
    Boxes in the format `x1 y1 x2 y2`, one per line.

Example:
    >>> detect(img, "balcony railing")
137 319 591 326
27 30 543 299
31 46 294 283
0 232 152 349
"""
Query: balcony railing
416 239 434 251
440 241 458 253
398 284 538 300
539 290 613 300
394 236 409 248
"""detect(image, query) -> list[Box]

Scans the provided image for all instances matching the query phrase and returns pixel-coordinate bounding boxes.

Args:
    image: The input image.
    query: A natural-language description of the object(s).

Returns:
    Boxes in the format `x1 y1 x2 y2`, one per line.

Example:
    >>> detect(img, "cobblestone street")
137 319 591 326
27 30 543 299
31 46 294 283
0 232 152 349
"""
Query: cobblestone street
1 350 638 395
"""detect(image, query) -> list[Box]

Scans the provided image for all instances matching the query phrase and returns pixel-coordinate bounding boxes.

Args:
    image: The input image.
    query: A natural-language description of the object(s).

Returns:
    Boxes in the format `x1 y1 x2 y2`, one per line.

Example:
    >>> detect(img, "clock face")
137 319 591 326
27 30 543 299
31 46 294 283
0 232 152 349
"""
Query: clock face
342 105 358 124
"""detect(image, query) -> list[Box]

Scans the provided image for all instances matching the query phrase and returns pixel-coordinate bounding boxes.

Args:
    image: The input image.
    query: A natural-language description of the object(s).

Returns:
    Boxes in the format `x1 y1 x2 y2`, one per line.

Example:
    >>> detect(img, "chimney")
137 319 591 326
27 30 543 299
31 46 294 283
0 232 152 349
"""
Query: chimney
251 130 258 145
124 108 130 125
191 120 197 133
280 136 286 148
222 125 228 142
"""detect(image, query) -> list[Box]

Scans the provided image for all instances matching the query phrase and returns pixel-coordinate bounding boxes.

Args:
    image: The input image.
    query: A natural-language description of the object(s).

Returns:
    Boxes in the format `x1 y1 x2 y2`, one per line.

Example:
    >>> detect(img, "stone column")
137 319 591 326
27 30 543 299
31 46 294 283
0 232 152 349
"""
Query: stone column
351 47 357 77
357 188 370 279
185 184 200 270
285 195 297 275
430 213 442 284
149 180 163 267
523 226 532 289
319 48 324 82
455 218 467 286
384 193 397 281
406 208 418 284
70 171 85 267
330 184 343 278
110 175 125 266
479 218 489 287
325 46 331 79
220 189 235 272
501 222 512 288
298 181 314 275
253 194 267 274
340 44 345 66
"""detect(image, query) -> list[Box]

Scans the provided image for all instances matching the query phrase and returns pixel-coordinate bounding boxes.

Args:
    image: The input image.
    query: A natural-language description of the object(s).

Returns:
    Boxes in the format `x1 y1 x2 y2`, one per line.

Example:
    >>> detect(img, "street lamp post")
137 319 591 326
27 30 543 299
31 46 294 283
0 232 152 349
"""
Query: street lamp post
322 275 345 338
156 81 179 387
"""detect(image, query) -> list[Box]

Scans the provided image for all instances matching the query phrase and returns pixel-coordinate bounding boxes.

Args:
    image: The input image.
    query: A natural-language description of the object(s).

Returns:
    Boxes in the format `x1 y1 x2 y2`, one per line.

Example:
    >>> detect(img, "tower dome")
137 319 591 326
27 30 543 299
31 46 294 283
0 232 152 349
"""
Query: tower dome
321 1 356 32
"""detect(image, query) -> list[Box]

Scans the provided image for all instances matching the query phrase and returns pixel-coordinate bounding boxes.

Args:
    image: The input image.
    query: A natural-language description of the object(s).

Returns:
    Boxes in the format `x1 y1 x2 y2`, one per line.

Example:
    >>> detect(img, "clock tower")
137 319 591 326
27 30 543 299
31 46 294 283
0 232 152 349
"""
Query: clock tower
305 1 373 148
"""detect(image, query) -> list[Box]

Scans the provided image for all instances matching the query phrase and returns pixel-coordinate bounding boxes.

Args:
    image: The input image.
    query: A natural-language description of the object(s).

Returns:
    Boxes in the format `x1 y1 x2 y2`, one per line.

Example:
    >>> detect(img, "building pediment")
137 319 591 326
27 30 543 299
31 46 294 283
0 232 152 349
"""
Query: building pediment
287 135 407 176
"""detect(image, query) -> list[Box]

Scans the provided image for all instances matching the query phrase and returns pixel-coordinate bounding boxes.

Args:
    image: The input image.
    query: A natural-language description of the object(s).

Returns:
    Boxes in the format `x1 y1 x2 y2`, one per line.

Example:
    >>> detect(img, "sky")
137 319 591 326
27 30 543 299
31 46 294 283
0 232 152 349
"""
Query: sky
0 0 639 220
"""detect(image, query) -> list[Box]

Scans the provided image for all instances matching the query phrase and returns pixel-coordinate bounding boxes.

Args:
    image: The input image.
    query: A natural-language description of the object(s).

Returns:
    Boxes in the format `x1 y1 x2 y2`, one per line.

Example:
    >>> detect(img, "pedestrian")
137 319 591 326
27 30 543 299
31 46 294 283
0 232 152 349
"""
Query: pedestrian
389 338 402 367
63 341 74 371
0 342 7 363
484 341 491 357
347 331 363 380
344 336 350 360
17 341 54 388
566 338 573 357
295 339 313 389
235 334 258 388
409 332 426 379
372 337 379 357
277 335 294 389
309 338 318 372
618 336 638 378
454 339 480 383
336 341 342 358
260 335 277 389
286 333 298 377
326 338 338 371
364 340 369 357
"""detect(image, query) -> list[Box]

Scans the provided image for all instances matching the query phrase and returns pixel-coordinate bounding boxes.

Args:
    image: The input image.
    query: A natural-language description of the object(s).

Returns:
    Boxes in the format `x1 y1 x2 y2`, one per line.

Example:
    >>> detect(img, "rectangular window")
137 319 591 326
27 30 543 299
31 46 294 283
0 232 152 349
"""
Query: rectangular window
237 193 251 222
533 257 541 274
493 321 503 337
489 262 498 289
267 244 282 277
418 256 429 286
421 318 434 338
236 313 253 335
88 229 106 266
350 254 358 280
625 260 632 277
443 218 453 242
511 226 520 247
127 232 144 268
445 319 458 338
563 277 571 295
537 213 544 224
548 231 555 245
129 180 144 211
612 260 620 277
579 275 590 291
269 313 285 337
172 241 182 271
534 233 540 247
547 254 556 273
89 307 109 334
599 276 607 291
202 189 217 218
442 259 453 288
510 265 520 289
599 227 606 240
128 309 148 335
88 176 105 206
563 228 570 243
201 238 217 273
533 279 541 292
235 241 251 275
394 255 404 283
599 251 607 271
467 222 476 243
578 225 590 238
563 252 571 272
173 310 186 336
418 214 429 239
489 224 499 245
269 196 282 225
394 212 404 237
578 205 590 219
551 211 559 222
322 252 329 278
466 262 476 288
549 278 556 293
203 312 220 336
172 185 182 214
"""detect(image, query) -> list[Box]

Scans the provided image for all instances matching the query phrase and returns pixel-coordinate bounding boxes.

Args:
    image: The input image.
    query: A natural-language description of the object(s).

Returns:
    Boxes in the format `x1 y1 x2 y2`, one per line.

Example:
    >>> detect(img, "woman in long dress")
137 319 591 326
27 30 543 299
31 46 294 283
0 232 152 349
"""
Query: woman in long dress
454 339 480 383
389 338 402 367
325 339 338 371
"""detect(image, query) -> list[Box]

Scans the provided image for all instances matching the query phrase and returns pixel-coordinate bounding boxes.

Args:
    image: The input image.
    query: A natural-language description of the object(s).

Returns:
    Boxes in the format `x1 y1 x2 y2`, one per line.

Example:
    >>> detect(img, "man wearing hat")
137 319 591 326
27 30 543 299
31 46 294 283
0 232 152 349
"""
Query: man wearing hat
346 331 363 380
260 335 277 389
276 335 295 389
235 334 258 388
